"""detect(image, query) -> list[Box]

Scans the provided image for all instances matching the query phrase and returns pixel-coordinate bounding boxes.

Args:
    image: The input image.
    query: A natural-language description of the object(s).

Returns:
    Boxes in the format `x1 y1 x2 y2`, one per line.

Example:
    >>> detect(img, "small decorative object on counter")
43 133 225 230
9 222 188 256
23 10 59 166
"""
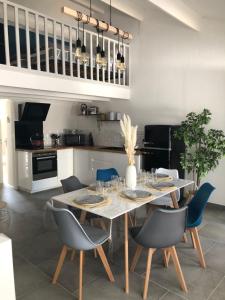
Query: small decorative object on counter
116 112 122 120
50 133 60 147
80 103 88 115
88 132 94 146
106 112 116 120
120 114 138 189
88 106 99 115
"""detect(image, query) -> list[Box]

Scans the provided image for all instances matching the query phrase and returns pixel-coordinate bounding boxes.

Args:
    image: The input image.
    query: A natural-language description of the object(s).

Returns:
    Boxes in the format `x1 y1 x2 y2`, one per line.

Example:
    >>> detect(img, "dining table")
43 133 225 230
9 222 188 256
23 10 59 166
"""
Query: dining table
51 177 194 294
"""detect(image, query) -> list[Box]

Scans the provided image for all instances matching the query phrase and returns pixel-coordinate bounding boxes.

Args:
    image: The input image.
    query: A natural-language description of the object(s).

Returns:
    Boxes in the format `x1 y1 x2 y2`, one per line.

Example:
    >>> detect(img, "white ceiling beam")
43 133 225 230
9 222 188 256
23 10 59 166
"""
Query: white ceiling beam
148 0 201 31
99 0 144 21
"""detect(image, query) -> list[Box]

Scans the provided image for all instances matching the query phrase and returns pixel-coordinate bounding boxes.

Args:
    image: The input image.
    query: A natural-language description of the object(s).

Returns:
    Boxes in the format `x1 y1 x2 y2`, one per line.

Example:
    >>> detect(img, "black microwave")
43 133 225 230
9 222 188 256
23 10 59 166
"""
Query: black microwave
64 134 85 146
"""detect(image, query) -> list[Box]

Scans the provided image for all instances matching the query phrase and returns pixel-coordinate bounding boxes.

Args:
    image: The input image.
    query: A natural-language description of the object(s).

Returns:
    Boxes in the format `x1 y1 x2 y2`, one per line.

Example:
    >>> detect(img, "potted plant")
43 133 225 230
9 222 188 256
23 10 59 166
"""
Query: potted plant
174 109 225 191
120 114 138 189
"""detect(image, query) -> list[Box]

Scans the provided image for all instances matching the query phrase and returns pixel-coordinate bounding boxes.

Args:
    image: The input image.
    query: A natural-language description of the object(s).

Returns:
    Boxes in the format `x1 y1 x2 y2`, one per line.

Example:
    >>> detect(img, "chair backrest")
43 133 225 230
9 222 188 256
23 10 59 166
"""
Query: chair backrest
96 168 119 182
156 168 180 201
135 206 187 249
188 182 215 226
47 202 96 250
61 176 84 193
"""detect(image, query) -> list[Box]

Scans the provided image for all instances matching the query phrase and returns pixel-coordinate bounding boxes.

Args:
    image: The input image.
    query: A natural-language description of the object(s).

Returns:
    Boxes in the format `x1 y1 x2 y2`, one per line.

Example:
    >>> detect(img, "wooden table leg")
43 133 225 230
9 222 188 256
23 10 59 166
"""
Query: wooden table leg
124 213 129 294
170 191 188 243
80 211 87 224
170 191 179 209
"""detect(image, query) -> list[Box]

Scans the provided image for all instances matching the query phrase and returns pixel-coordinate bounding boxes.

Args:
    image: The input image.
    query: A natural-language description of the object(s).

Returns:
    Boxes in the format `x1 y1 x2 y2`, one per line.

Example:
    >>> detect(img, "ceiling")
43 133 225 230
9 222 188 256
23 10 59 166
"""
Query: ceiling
182 0 225 20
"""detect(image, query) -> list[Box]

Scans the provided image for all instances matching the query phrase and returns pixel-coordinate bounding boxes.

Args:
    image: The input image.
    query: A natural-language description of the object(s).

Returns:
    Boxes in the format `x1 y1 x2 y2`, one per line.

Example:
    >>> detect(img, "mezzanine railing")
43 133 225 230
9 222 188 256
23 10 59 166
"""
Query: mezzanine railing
0 0 130 86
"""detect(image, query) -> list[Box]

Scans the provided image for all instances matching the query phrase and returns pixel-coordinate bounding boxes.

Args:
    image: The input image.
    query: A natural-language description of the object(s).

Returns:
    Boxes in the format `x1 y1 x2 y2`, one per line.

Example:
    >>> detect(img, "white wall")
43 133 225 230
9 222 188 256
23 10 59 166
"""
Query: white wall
0 122 3 184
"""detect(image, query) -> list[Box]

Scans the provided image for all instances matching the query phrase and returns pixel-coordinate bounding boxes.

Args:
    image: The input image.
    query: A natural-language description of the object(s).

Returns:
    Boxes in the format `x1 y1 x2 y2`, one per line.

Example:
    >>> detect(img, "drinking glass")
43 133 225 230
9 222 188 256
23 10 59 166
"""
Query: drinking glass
151 168 157 183
96 181 104 193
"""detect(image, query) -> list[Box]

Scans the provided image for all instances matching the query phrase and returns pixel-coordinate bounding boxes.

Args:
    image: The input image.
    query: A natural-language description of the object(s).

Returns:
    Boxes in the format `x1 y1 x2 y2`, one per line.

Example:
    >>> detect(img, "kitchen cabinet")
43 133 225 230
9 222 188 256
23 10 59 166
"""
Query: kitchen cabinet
74 149 141 185
57 148 73 182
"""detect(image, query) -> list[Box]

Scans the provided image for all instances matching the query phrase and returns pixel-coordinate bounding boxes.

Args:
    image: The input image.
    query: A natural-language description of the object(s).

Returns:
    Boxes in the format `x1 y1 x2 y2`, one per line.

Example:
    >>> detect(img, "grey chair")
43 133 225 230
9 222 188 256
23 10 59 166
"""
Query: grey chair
130 207 188 300
47 202 114 300
61 176 87 220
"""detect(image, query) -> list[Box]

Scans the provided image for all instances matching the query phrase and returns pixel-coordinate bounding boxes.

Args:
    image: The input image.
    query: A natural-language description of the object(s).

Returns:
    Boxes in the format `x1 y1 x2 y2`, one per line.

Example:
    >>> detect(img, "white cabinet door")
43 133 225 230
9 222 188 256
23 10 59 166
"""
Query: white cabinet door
74 149 92 184
74 149 142 184
57 149 73 181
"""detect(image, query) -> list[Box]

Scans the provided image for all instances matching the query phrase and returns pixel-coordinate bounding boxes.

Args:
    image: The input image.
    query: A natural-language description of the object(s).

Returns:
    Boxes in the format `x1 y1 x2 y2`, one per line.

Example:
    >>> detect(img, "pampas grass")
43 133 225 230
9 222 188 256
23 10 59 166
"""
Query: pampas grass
120 114 138 165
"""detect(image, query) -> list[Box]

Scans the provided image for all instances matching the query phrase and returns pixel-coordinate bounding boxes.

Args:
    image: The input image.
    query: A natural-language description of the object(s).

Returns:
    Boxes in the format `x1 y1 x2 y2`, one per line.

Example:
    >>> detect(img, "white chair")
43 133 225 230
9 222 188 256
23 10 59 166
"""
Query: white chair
151 168 180 206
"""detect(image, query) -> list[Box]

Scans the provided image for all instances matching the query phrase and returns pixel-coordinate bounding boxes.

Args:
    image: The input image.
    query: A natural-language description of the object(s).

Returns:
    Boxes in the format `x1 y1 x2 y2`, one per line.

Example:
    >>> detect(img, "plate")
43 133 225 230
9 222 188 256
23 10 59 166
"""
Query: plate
122 190 151 200
73 194 105 205
156 173 169 178
152 182 175 189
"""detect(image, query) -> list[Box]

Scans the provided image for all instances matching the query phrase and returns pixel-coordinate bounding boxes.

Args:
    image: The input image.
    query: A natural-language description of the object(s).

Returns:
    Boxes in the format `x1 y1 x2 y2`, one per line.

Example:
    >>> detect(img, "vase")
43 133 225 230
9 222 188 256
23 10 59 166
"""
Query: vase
125 165 137 189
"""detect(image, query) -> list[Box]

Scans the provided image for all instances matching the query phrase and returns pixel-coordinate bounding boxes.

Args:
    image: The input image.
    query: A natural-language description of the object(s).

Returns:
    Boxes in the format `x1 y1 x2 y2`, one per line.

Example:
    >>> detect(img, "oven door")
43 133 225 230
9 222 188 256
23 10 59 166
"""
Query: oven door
32 152 57 181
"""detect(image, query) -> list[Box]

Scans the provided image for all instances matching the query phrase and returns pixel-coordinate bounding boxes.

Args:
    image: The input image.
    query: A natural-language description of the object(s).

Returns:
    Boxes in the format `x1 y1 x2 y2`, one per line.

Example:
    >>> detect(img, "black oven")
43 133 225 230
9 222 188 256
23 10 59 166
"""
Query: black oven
32 151 57 181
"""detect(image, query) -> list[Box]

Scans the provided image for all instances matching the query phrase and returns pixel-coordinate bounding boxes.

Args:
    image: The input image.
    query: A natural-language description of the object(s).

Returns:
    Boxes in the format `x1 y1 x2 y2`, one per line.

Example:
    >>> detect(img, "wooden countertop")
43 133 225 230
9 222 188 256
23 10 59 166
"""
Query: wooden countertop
16 146 142 155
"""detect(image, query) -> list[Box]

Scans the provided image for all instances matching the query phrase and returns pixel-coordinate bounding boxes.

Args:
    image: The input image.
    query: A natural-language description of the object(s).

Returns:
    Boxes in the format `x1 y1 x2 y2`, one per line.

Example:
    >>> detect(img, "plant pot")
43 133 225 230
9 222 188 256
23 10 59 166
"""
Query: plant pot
125 165 137 190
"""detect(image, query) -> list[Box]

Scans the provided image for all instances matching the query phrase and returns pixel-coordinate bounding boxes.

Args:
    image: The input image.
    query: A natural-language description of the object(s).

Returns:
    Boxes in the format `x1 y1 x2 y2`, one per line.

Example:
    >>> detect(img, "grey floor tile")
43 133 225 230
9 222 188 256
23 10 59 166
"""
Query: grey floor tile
18 283 74 300
205 243 225 275
37 253 114 294
160 291 187 300
13 254 50 299
75 271 168 300
208 276 225 300
14 231 62 265
199 222 225 243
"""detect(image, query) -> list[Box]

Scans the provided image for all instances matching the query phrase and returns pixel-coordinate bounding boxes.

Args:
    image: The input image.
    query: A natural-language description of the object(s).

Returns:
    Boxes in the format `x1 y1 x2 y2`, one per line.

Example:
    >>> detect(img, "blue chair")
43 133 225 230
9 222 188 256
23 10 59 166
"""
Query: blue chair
96 168 119 182
186 182 215 268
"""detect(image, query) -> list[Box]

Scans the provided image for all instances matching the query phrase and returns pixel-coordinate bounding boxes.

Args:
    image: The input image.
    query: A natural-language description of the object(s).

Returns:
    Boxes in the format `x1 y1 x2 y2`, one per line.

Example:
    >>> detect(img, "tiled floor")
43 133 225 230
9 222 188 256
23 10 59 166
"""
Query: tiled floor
1 186 225 300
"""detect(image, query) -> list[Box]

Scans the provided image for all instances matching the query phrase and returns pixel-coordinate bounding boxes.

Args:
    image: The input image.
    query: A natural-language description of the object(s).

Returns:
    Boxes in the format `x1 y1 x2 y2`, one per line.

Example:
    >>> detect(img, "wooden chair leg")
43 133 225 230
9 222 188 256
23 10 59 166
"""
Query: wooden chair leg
143 248 155 300
183 232 188 243
130 245 143 272
163 249 169 268
99 218 107 231
128 213 134 227
169 246 188 293
52 245 68 284
71 249 76 261
80 211 87 224
96 245 115 282
79 250 84 300
191 227 206 268
90 219 98 258
190 230 197 249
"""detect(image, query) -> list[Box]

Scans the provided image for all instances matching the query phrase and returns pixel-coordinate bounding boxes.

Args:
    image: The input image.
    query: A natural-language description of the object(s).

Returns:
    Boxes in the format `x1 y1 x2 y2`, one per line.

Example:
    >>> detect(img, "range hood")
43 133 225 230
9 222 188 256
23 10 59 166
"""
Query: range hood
19 102 50 121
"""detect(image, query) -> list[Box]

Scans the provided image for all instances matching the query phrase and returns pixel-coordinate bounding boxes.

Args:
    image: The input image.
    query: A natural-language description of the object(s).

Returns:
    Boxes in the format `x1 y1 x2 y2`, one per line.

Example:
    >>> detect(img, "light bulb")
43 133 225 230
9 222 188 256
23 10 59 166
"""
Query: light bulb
118 55 126 71
96 45 102 66
80 45 89 64
116 52 122 70
100 50 107 69
75 39 82 59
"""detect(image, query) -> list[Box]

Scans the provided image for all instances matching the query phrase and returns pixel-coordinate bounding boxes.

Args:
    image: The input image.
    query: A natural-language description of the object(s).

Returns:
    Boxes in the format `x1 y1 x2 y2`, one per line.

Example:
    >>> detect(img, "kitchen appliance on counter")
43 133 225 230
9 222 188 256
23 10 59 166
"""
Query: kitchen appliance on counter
64 133 86 146
142 125 185 178
15 121 44 149
32 151 57 180
15 102 51 149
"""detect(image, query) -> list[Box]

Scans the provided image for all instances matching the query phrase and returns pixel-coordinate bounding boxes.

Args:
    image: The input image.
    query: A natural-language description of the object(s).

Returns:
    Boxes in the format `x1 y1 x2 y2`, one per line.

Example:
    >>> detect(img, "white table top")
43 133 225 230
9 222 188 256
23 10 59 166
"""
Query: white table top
52 179 194 220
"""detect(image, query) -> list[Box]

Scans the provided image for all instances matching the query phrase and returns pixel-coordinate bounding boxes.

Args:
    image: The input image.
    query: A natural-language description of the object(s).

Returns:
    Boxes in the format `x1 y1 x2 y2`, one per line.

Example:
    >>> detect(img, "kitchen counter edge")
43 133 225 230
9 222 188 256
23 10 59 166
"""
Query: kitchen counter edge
15 146 142 155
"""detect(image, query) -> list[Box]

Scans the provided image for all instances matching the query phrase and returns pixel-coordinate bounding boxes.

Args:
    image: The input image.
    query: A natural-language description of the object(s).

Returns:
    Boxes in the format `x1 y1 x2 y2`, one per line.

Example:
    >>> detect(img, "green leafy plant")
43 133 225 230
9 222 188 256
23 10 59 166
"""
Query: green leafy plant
174 109 225 188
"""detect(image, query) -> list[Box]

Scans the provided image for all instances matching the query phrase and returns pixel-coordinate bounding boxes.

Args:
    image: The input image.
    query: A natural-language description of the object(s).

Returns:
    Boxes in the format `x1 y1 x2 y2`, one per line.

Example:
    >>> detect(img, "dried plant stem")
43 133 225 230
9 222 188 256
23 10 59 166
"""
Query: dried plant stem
120 114 138 165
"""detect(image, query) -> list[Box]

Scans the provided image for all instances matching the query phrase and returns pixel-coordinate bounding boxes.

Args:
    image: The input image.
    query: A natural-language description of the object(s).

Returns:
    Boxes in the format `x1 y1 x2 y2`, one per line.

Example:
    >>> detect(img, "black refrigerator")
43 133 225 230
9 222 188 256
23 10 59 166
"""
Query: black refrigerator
142 125 185 179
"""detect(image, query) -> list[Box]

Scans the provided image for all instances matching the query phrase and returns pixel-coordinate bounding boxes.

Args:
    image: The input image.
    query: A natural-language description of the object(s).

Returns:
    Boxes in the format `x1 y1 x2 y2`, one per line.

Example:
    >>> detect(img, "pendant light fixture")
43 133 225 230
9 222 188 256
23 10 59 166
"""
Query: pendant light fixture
119 37 126 71
75 12 82 60
100 30 107 69
80 22 90 64
116 30 122 70
96 26 102 66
